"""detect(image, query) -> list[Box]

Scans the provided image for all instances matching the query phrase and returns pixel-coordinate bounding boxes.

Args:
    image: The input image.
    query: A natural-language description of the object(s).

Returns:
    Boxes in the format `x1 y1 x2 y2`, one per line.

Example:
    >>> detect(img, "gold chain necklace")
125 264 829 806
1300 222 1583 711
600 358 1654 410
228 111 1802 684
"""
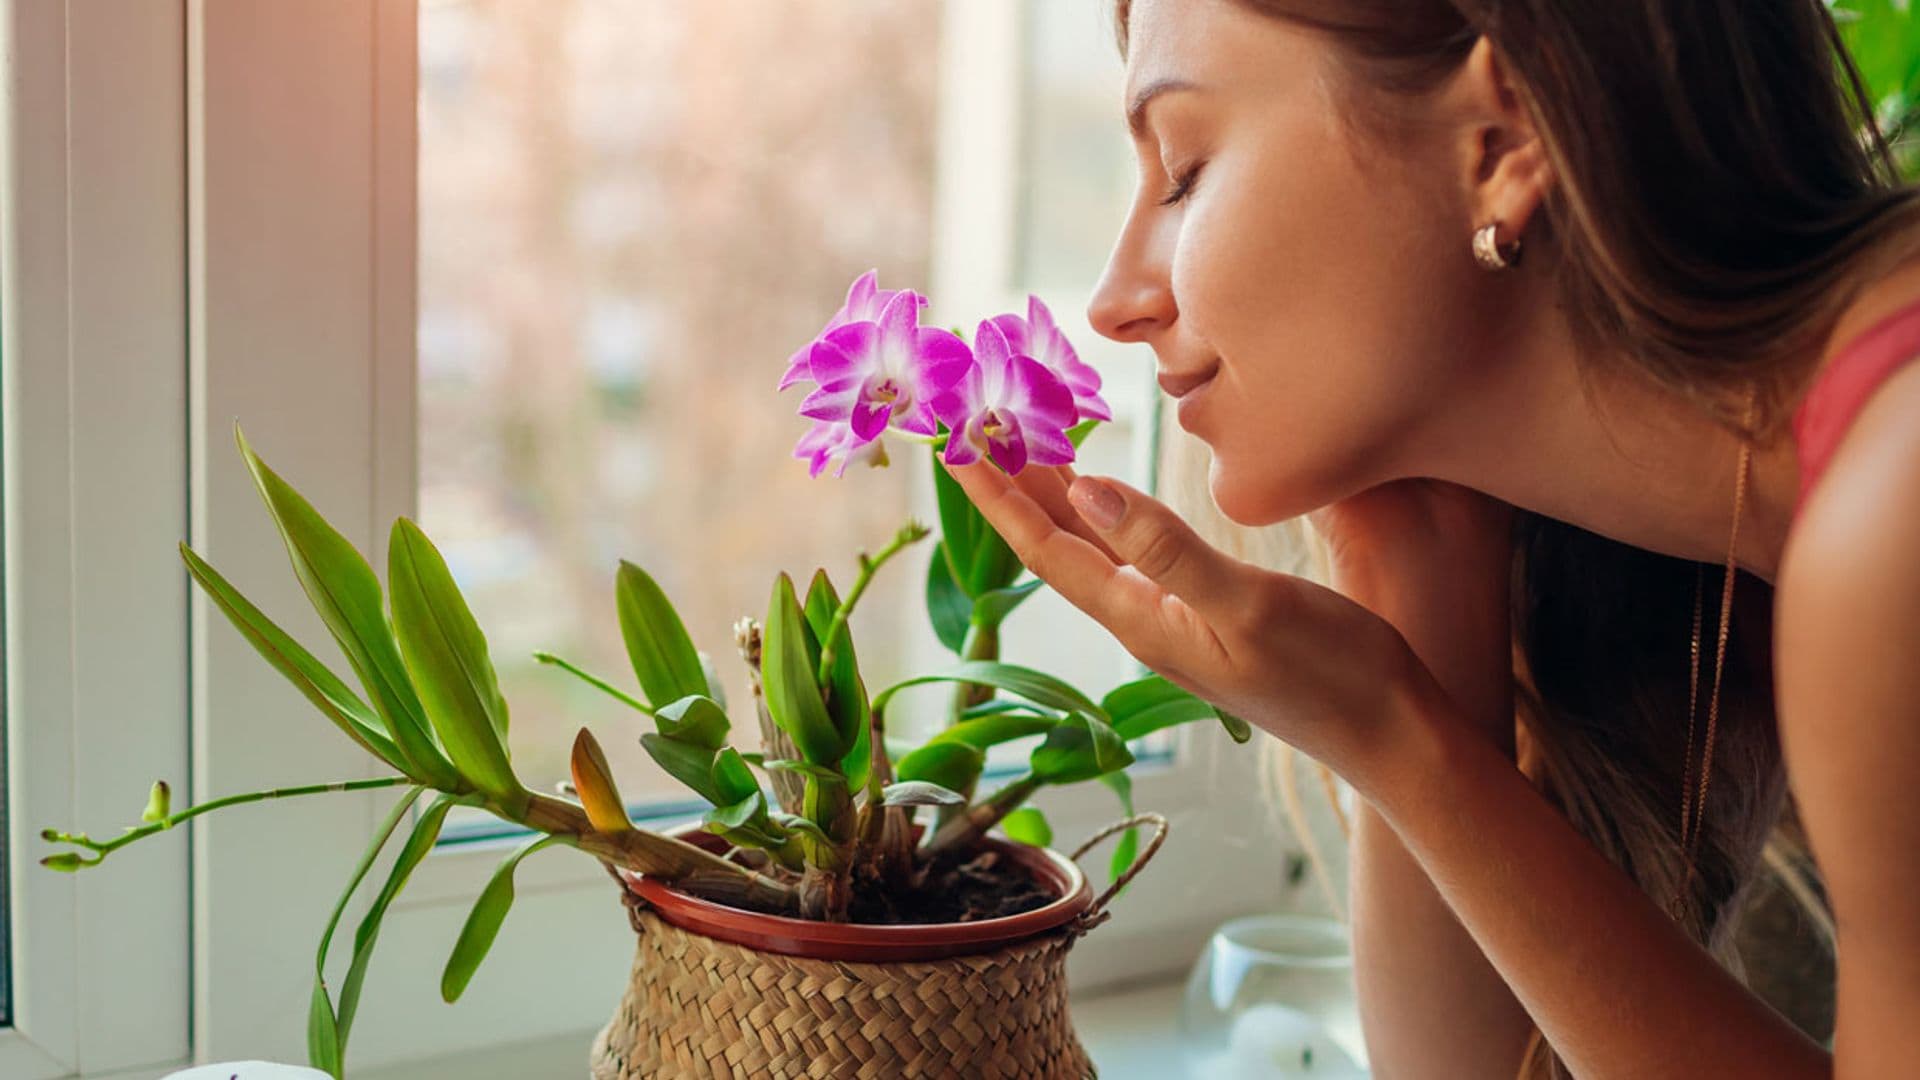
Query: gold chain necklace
1667 421 1752 922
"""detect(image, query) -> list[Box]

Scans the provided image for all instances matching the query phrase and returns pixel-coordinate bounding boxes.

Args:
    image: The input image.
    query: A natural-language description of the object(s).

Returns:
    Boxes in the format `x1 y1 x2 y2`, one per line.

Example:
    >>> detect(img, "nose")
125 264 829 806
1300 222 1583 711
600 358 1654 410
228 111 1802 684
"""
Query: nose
1086 214 1177 345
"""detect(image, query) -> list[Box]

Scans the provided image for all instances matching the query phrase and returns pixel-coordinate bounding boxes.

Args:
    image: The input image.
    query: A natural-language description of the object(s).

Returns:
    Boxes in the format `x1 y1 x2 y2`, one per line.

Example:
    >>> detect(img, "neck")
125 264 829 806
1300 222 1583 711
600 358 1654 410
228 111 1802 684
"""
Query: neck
1420 297 1803 584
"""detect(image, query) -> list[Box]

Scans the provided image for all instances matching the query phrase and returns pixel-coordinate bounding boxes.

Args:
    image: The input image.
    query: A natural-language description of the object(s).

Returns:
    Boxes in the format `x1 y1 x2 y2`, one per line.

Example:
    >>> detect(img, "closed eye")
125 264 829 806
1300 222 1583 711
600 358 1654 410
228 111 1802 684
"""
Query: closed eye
1158 162 1204 207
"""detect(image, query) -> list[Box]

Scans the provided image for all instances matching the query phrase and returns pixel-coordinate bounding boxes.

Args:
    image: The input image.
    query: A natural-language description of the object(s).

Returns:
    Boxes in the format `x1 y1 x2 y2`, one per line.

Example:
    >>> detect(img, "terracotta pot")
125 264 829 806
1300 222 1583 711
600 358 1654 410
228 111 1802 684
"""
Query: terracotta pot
615 823 1095 962
588 813 1168 1080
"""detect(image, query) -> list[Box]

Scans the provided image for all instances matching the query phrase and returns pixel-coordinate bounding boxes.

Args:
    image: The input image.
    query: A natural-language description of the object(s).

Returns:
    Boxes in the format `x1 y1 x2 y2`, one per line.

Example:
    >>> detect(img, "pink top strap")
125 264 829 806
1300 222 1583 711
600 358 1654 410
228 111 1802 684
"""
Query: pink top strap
1792 294 1920 508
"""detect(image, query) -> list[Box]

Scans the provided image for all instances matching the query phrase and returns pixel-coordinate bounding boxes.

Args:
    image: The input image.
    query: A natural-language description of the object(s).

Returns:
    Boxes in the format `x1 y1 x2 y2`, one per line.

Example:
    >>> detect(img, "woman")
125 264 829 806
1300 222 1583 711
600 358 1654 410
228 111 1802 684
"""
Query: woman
944 1 1920 1076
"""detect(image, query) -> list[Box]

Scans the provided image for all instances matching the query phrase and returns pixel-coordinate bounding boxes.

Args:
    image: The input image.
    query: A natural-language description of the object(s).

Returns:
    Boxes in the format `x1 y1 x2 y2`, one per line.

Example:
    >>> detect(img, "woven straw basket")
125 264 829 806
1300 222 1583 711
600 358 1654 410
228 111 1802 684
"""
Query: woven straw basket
589 813 1169 1080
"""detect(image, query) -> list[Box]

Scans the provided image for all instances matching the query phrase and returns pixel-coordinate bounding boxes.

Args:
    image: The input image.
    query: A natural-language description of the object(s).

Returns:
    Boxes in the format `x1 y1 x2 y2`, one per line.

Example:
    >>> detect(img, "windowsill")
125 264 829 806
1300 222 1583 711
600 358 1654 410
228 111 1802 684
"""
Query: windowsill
347 972 1200 1079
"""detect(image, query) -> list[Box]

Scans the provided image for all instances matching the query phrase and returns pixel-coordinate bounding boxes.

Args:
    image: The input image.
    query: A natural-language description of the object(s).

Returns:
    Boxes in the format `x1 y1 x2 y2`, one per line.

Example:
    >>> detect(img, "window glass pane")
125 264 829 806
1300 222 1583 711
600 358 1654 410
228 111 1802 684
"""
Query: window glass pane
419 1 941 828
1017 0 1134 292
1 252 11 1025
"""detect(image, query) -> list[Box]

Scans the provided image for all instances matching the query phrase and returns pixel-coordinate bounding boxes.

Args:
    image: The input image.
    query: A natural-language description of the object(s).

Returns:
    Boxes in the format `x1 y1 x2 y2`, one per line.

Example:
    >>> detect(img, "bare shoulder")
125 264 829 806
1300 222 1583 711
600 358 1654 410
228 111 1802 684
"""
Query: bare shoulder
1776 335 1920 692
1771 343 1920 1044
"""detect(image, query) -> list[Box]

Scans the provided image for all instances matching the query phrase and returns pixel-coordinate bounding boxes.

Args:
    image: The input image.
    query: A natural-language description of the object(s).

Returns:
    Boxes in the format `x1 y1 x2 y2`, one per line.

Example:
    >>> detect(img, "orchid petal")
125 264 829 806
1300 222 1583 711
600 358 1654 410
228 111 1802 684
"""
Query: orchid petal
1073 388 1114 422
806 336 864 387
910 328 974 393
777 345 813 392
987 417 1030 475
850 390 893 441
844 270 879 320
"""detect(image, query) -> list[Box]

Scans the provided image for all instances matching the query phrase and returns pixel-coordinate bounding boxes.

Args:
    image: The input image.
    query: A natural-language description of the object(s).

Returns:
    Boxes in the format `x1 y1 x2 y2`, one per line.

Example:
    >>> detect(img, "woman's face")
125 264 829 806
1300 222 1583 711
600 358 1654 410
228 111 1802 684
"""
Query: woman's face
1089 0 1498 525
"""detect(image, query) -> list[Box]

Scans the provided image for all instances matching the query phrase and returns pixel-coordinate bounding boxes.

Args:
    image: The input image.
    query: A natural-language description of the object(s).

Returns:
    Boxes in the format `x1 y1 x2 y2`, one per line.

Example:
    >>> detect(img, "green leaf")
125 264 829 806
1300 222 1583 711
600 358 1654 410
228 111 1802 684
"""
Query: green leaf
1097 770 1139 890
932 442 980 590
1104 673 1251 743
770 811 832 847
839 701 873 795
999 806 1053 847
1066 419 1100 449
388 518 525 814
233 423 462 791
441 834 563 1003
655 694 730 750
705 790 792 850
894 740 986 796
972 578 1045 627
960 698 1059 720
924 541 972 654
311 785 427 1074
616 560 710 707
336 792 479 1053
640 732 723 804
180 542 406 771
1030 711 1134 784
761 573 846 763
802 569 870 756
965 523 1026 599
709 747 761 806
707 789 767 831
880 780 967 807
308 981 342 1078
931 711 1060 749
872 660 1105 720
760 758 845 781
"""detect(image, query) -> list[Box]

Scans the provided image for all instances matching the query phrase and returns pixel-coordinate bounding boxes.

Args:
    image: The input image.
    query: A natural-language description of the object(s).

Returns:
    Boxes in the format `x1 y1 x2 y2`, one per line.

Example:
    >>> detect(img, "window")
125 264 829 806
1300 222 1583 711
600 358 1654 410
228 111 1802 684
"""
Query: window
417 1 941 831
3 3 191 1076
190 2 1283 1072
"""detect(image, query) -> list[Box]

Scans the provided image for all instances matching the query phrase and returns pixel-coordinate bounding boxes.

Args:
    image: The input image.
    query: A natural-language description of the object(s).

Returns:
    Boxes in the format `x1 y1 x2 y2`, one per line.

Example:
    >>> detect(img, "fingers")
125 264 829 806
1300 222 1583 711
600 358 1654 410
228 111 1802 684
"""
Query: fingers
940 460 1166 630
1004 464 1123 564
1063 474 1251 624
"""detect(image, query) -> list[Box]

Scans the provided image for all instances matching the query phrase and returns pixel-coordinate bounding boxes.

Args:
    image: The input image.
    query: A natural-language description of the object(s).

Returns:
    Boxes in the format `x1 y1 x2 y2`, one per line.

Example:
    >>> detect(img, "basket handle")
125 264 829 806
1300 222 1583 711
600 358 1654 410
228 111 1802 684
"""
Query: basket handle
1063 811 1169 940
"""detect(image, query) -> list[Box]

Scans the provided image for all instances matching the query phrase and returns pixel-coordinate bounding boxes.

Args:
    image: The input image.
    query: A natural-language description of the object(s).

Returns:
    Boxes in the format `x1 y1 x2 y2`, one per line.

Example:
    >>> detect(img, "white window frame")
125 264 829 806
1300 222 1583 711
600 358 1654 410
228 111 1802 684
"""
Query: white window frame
3 2 193 1077
185 0 1288 1074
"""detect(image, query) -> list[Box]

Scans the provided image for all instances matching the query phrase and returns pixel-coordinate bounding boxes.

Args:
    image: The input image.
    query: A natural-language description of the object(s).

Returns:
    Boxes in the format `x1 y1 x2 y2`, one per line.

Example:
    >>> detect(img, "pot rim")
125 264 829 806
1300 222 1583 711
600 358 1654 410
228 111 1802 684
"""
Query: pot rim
614 822 1095 961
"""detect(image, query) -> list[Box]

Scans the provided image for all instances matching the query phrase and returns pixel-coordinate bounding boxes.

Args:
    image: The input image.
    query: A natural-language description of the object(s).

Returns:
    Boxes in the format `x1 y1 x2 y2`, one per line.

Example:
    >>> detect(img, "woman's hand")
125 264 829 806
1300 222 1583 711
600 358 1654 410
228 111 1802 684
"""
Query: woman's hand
1309 479 1518 751
939 459 1441 792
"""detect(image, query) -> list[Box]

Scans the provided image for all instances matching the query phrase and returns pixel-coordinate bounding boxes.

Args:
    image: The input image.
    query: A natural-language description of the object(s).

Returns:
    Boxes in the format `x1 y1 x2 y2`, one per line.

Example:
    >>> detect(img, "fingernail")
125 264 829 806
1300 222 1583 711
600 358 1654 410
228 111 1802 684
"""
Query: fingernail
1069 477 1125 530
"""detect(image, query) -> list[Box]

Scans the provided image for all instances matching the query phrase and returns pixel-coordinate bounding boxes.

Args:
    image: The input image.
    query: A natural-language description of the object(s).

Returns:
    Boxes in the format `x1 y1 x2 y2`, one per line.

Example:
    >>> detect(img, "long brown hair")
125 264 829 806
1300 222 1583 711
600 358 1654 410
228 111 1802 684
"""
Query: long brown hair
1114 1 1919 1075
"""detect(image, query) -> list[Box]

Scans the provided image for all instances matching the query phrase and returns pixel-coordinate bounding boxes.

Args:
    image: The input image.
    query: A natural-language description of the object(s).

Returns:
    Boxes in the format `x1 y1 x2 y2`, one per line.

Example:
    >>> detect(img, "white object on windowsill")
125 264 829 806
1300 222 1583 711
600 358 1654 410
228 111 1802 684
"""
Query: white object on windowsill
1188 1002 1367 1078
162 1064 333 1079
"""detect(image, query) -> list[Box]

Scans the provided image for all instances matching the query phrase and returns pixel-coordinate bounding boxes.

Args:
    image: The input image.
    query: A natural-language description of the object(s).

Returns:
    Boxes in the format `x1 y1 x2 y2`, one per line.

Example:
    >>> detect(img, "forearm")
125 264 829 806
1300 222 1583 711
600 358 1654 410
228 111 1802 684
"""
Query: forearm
1352 798 1535 1076
1340 556 1534 1077
1366 696 1831 1078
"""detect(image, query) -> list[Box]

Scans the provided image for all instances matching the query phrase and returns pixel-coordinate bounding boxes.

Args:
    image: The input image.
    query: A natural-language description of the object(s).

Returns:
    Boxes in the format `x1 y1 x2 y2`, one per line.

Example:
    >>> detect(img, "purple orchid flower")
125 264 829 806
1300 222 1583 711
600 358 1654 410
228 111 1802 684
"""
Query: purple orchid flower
776 269 928 393
794 288 972 441
929 318 1078 475
986 294 1111 423
792 417 890 478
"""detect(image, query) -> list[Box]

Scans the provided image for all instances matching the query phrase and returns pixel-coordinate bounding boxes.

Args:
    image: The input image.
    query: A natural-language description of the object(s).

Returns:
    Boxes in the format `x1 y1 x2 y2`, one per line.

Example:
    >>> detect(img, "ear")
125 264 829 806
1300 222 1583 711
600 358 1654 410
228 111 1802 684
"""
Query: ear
1446 35 1554 239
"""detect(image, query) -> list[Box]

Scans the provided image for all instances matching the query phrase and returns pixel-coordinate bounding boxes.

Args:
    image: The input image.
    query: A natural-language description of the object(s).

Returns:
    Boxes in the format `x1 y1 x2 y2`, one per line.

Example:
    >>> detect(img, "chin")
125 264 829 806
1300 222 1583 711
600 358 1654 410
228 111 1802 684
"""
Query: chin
1207 457 1285 527
1206 451 1351 528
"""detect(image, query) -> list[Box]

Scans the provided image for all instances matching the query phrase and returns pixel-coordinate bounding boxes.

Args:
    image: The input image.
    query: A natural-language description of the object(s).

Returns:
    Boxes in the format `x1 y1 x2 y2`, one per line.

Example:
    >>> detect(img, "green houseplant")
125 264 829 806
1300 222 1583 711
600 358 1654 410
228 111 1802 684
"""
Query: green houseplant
39 273 1248 1079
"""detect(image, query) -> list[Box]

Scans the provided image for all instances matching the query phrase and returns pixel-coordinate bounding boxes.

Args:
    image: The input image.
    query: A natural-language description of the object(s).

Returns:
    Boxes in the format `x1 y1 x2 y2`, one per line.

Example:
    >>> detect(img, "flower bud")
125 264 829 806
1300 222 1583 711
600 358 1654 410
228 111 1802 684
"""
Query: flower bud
142 780 172 826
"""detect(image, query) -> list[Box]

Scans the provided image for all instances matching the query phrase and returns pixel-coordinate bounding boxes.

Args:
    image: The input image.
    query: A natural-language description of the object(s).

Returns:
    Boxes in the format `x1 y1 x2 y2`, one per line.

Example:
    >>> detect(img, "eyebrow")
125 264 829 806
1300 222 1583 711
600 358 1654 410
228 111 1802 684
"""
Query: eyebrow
1125 77 1201 140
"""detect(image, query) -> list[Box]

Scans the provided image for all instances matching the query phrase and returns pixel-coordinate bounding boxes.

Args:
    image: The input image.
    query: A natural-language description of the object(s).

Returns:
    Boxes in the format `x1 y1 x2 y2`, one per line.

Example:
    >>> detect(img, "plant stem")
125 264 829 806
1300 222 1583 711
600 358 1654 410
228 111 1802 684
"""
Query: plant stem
42 775 415 863
519 790 799 912
922 772 1044 858
533 650 655 716
814 520 929 685
934 620 1001 835
944 621 1002 724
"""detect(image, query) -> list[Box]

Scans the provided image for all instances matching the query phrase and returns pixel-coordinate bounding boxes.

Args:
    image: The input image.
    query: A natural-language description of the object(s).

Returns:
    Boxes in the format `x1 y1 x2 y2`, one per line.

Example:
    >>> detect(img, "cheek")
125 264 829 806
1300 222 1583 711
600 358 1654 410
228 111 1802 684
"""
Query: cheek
1170 113 1473 521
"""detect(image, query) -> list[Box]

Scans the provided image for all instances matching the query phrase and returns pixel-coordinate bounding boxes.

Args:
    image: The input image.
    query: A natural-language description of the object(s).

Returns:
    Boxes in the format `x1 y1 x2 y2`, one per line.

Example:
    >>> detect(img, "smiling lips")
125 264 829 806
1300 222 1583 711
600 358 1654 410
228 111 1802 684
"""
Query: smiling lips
1157 363 1219 398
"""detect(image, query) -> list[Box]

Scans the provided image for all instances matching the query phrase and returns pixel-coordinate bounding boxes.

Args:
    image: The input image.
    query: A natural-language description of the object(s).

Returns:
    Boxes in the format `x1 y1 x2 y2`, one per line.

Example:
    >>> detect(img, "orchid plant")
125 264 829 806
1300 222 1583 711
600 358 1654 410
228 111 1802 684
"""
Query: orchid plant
36 270 1249 1078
